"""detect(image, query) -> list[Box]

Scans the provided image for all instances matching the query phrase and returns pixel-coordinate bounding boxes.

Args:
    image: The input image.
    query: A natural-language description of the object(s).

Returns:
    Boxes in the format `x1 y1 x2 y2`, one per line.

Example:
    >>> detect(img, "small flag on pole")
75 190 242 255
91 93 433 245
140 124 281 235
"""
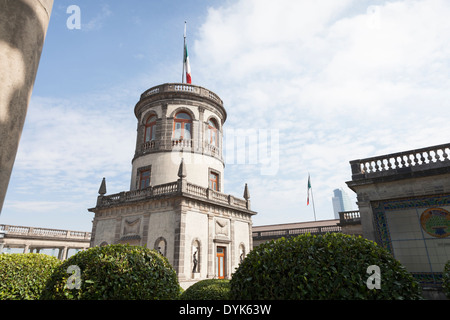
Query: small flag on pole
183 22 192 84
307 173 317 221
184 44 192 84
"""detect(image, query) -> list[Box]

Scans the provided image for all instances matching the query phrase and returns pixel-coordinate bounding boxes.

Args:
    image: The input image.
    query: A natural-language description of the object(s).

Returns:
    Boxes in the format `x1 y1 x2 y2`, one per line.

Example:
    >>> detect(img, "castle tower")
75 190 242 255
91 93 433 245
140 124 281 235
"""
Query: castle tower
131 83 226 192
88 83 256 288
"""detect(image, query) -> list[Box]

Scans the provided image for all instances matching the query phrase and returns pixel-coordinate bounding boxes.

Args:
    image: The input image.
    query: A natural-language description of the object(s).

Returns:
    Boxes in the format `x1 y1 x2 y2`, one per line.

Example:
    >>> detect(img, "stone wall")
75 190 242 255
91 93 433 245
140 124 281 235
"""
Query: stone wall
347 143 450 287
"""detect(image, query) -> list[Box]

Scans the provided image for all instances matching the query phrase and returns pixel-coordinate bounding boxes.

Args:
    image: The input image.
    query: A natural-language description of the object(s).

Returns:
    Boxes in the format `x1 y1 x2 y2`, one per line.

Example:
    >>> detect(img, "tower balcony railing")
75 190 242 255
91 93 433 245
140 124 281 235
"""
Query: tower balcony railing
139 138 223 162
142 140 157 151
350 143 450 180
95 180 252 212
140 83 224 107
172 139 193 148
141 139 194 152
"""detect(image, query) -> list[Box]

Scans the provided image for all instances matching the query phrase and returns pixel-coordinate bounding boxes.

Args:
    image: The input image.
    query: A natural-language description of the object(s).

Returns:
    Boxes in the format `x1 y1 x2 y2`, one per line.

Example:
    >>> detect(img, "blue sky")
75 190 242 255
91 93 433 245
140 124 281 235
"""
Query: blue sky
1 0 450 232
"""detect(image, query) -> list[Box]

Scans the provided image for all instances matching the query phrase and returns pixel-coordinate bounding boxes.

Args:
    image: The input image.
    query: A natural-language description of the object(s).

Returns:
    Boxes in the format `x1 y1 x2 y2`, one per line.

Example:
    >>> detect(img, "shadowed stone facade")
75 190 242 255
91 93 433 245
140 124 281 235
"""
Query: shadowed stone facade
347 143 450 293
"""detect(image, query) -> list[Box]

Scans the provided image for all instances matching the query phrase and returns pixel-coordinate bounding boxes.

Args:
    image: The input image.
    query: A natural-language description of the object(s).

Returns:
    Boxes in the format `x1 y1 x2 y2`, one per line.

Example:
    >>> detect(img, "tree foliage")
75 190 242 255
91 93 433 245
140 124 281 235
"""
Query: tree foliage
40 244 180 300
230 233 422 300
180 279 230 300
0 253 61 300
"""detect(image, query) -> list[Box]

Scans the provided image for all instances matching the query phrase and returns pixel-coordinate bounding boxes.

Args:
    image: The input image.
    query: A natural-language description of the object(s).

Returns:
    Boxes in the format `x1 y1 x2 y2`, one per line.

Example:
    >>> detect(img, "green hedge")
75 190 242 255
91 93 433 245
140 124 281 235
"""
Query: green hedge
180 279 230 300
230 233 423 300
0 253 61 300
443 260 450 299
40 244 180 300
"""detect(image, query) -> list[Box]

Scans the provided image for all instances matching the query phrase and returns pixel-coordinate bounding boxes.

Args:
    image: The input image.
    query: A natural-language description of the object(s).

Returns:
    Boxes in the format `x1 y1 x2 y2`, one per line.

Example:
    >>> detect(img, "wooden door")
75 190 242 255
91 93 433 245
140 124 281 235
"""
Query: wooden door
216 246 226 279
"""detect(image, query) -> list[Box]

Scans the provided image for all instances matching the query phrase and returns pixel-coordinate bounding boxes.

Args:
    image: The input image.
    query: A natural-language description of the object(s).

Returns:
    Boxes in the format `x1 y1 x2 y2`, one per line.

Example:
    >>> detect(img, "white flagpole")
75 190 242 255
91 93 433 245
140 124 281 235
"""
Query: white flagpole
311 183 317 221
182 21 187 83
308 173 317 221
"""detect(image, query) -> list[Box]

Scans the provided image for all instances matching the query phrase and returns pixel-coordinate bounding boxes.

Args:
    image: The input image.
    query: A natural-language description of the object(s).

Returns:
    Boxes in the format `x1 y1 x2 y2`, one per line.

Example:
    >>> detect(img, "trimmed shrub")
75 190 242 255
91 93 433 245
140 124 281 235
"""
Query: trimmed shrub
0 253 61 300
230 233 422 300
180 279 230 300
40 244 180 300
443 260 450 299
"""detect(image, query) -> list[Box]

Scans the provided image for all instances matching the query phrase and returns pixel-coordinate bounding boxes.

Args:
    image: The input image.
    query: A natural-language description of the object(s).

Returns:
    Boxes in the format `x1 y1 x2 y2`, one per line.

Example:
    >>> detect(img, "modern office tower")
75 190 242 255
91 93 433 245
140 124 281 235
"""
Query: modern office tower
332 188 353 219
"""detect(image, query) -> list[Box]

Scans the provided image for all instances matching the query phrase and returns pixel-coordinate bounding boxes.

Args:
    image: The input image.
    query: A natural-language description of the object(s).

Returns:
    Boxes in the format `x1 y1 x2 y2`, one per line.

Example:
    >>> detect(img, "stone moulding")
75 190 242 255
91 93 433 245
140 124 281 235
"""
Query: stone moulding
88 180 255 217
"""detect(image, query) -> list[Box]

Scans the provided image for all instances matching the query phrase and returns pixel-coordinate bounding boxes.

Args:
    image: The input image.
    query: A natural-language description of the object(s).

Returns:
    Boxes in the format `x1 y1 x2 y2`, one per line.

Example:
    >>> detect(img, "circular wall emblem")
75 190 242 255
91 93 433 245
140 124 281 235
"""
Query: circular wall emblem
420 208 450 238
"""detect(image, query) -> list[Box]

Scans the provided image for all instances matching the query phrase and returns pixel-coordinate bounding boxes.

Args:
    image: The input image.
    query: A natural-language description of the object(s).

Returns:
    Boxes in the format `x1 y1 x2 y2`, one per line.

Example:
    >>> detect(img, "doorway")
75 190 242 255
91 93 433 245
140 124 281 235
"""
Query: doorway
216 246 226 279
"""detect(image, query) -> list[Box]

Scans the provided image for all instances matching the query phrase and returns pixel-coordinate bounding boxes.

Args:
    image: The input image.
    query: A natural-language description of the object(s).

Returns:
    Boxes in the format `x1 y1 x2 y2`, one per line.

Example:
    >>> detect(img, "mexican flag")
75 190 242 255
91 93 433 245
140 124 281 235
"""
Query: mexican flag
184 43 192 84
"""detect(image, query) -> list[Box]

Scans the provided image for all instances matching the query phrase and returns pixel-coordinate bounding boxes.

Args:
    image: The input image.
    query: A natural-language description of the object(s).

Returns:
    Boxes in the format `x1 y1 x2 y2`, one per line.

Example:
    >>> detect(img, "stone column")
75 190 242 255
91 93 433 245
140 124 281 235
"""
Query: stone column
356 197 377 243
58 247 68 260
161 103 169 149
198 107 205 153
173 203 187 281
0 0 54 213
207 214 214 278
230 217 235 277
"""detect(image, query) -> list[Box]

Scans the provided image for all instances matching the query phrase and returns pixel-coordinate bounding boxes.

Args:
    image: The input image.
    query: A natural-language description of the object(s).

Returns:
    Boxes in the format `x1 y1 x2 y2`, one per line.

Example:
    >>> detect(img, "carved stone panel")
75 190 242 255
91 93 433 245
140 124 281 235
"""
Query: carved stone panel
215 218 229 238
119 216 142 245
123 216 141 236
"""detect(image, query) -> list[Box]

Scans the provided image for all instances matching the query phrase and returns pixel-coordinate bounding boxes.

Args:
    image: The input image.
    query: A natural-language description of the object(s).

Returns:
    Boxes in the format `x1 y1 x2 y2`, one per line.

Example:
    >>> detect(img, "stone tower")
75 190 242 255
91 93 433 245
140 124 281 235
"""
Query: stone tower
88 83 256 288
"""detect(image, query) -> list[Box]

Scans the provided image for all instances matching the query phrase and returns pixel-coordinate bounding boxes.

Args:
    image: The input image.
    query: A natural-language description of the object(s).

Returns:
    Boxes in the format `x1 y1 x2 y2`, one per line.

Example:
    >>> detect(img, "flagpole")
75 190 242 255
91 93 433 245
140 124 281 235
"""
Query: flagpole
308 173 317 221
311 183 317 221
182 21 186 83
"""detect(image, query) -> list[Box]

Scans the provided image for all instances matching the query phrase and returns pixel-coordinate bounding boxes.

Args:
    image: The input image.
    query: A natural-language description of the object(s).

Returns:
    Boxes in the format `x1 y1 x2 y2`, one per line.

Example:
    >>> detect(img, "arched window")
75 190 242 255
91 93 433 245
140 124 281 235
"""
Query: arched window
144 115 157 142
173 112 192 140
207 118 218 146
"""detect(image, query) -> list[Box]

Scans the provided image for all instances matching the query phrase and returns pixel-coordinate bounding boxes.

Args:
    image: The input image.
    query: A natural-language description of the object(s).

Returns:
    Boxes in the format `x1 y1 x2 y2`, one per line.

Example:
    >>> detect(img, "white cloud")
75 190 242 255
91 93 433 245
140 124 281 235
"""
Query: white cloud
14 94 135 190
3 0 450 230
82 4 113 32
1 86 138 229
193 0 450 225
3 200 75 213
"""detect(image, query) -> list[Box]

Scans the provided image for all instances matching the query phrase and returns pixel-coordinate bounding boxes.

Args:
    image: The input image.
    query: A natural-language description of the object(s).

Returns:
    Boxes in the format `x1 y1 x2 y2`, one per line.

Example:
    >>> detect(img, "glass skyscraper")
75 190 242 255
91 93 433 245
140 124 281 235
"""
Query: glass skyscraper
332 188 354 219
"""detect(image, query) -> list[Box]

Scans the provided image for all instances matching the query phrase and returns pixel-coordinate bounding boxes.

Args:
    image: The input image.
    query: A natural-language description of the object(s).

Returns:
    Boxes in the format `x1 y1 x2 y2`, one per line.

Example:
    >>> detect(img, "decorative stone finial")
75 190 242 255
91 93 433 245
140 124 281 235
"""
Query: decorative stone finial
243 183 250 200
178 158 187 179
98 177 107 196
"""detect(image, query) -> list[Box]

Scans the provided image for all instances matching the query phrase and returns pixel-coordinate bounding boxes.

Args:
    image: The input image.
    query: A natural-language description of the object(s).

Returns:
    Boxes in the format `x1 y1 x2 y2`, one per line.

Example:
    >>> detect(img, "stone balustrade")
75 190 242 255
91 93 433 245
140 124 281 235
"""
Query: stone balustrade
350 143 450 180
0 224 91 240
172 139 193 148
252 225 342 241
96 180 251 211
338 210 361 226
0 224 91 260
140 83 224 107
